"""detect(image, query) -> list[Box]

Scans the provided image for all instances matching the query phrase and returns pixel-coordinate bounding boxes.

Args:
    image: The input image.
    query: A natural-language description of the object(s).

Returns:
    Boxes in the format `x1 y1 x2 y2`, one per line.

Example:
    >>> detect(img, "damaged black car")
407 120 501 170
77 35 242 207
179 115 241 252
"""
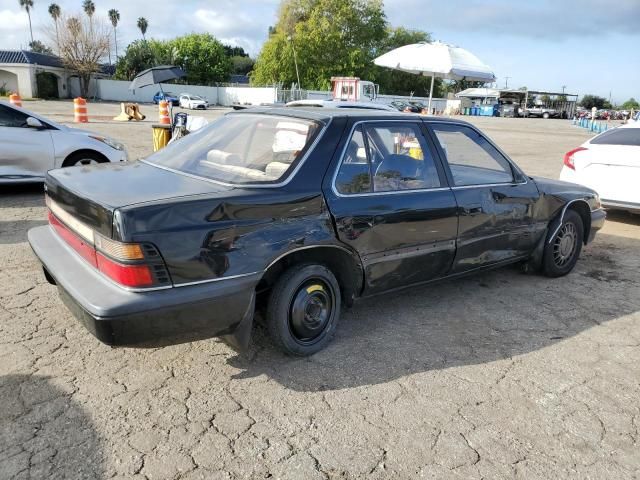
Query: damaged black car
29 109 605 355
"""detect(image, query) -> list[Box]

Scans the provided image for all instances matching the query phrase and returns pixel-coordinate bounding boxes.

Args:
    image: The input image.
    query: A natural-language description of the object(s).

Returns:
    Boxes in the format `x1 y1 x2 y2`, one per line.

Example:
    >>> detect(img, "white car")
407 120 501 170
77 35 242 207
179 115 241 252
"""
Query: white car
179 94 209 110
0 101 127 184
286 99 398 111
560 123 640 212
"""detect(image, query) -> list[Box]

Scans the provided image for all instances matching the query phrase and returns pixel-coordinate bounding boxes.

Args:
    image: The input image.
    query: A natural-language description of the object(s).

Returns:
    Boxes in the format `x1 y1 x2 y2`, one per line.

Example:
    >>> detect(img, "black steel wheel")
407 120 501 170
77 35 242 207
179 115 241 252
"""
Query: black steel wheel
266 264 341 356
542 209 584 277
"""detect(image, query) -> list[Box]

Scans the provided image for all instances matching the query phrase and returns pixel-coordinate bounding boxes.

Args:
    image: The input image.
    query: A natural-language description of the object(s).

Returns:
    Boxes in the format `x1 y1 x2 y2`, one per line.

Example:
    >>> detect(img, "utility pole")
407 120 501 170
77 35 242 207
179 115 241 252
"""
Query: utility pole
287 35 301 95
504 76 511 89
562 85 566 94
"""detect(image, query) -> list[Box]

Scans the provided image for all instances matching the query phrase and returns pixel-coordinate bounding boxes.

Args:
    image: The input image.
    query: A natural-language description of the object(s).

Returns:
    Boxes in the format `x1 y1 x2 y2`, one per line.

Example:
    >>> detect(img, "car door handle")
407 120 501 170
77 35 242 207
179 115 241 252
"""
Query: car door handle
462 204 483 215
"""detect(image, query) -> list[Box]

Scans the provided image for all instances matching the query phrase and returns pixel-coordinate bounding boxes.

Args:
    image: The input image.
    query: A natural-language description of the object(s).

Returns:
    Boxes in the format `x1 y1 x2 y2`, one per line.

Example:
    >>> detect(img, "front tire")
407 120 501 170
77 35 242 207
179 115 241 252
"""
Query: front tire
542 210 584 277
266 264 341 356
62 151 107 167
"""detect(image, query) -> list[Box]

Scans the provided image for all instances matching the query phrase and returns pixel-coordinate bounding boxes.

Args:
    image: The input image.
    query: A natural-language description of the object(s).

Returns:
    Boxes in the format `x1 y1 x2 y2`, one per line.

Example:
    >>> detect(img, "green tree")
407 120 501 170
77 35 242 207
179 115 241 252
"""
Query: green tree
48 3 61 53
29 40 54 55
82 0 95 18
137 17 148 41
231 55 254 75
115 34 232 85
621 98 639 110
114 39 169 80
580 94 611 110
252 0 387 89
19 0 35 45
170 33 232 85
108 9 120 61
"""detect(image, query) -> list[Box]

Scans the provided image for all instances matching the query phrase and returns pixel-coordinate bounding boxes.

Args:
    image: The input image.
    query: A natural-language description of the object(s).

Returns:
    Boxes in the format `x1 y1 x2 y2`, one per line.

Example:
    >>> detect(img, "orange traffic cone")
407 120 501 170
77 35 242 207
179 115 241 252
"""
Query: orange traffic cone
74 97 88 123
9 93 22 107
158 100 170 125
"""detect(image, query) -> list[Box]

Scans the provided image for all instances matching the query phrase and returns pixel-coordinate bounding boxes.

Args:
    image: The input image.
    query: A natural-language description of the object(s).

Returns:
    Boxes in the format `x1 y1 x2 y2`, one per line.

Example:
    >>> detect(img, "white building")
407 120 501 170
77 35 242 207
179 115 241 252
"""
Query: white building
0 50 113 99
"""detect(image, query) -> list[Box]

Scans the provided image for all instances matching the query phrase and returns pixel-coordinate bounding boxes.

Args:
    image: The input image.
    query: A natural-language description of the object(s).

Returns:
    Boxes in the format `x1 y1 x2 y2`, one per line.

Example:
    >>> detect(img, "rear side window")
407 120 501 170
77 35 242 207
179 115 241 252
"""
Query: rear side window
590 128 640 146
335 122 442 194
335 126 371 194
431 124 514 186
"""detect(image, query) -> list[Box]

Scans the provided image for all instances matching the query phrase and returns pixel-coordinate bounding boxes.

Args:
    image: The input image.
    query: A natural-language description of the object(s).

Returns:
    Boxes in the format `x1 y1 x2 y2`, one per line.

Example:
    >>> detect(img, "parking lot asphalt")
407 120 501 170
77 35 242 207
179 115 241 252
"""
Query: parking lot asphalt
1 101 639 479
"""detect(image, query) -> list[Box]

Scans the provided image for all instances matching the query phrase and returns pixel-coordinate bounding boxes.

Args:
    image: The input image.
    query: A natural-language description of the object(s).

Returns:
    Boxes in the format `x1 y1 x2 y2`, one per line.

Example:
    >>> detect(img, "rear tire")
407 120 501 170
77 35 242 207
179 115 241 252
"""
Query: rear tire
266 263 341 356
543 112 550 119
542 210 583 277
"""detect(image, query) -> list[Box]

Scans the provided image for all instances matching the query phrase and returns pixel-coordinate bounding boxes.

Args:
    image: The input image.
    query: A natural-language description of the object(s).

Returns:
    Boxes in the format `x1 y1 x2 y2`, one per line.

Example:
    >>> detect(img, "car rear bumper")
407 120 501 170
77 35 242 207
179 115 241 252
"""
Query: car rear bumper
589 208 606 243
28 225 259 348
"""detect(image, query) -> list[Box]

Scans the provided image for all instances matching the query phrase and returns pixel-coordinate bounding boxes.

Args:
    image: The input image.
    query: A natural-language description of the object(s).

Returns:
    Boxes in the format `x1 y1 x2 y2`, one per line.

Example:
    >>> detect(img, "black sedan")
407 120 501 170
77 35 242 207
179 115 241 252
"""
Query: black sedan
28 109 605 356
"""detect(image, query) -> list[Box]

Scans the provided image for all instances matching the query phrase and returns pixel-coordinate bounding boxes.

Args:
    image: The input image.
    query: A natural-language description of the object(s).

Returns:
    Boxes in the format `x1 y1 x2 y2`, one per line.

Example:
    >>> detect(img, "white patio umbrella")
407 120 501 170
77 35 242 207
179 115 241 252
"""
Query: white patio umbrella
374 41 496 114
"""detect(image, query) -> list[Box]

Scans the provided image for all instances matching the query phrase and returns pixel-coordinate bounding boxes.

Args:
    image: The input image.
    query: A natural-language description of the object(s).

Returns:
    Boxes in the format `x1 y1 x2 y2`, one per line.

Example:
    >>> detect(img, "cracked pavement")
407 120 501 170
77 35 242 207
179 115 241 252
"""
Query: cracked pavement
1 103 639 479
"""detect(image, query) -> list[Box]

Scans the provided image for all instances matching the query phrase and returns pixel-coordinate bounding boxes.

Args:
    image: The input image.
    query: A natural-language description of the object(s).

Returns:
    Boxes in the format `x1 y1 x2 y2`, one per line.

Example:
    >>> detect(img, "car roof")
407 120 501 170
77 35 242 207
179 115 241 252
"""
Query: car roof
231 106 471 126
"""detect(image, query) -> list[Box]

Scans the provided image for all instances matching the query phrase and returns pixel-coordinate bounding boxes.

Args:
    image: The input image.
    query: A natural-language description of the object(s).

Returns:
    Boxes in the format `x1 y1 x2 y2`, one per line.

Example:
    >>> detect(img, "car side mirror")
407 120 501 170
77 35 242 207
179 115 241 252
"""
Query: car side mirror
26 117 44 129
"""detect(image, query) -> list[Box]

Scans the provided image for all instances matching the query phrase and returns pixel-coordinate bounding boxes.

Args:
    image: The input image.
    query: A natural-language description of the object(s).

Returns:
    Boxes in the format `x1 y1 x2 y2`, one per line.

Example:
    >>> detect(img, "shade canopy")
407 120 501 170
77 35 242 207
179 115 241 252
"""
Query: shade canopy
374 42 496 82
129 65 186 90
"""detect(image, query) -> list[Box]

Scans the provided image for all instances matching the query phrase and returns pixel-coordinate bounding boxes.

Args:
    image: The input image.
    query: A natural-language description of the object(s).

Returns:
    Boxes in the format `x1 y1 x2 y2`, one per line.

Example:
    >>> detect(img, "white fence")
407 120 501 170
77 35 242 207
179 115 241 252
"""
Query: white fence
68 78 278 106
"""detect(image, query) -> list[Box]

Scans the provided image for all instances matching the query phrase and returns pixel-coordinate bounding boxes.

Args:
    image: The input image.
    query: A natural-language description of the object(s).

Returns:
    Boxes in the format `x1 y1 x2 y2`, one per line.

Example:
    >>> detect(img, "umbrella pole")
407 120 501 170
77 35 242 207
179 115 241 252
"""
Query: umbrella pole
427 73 435 115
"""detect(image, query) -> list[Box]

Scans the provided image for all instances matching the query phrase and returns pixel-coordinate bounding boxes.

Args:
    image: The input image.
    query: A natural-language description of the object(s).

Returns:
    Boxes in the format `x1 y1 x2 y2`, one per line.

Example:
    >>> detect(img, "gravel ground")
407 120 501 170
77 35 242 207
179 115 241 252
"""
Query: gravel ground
1 101 639 479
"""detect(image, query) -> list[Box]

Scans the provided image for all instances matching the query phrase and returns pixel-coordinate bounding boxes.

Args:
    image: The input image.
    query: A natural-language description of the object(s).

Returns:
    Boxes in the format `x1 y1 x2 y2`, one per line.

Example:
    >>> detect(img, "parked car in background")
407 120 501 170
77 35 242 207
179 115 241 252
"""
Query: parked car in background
524 106 559 119
389 100 421 113
29 109 604 356
286 99 397 111
152 91 179 106
560 123 640 213
179 94 209 110
0 101 127 184
497 103 520 118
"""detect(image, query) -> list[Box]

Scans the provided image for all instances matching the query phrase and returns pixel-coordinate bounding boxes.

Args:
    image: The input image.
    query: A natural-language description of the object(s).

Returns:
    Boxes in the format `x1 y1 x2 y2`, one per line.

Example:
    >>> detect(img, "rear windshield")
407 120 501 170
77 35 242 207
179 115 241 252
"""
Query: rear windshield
146 114 322 184
591 128 640 146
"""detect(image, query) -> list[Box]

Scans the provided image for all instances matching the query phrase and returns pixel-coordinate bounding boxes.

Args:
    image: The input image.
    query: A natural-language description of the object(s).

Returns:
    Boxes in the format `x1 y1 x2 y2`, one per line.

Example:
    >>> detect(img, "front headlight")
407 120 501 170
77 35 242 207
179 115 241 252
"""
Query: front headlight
89 135 125 151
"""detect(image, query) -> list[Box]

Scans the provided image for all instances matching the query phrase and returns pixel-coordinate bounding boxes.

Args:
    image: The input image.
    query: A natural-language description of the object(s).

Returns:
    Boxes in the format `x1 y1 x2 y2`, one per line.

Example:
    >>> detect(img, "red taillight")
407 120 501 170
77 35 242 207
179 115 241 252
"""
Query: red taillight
563 147 587 170
96 253 154 288
47 207 169 289
48 211 97 267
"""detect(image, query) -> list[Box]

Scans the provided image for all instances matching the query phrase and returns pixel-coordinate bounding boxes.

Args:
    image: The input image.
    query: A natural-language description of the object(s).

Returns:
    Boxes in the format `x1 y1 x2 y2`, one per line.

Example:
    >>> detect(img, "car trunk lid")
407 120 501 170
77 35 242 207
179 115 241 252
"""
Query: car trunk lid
45 160 231 238
574 145 640 203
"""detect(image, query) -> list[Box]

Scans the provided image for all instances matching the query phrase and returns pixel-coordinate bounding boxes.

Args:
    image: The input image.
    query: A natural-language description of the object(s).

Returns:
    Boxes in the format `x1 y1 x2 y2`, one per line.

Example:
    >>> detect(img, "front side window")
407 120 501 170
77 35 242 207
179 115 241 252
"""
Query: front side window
146 114 322 184
335 122 442 194
0 105 29 128
431 124 514 186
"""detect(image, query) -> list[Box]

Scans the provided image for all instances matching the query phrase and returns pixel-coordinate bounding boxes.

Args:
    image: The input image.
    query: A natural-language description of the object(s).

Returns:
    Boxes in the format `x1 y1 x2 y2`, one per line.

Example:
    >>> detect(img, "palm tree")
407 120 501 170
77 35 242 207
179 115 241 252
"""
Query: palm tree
137 17 148 41
82 0 95 18
108 9 120 60
48 3 61 54
19 0 35 45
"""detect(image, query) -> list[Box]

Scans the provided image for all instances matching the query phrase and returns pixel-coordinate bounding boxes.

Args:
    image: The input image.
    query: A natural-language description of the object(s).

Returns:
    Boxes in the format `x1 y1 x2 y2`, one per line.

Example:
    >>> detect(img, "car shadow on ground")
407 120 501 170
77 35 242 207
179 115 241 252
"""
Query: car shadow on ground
605 210 640 226
0 374 105 478
228 231 639 392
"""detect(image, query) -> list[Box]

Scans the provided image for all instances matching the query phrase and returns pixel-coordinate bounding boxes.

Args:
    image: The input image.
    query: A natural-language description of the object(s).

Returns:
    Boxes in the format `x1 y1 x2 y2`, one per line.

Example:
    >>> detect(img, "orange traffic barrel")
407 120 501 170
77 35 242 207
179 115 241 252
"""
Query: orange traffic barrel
9 93 22 107
74 97 88 123
158 100 170 125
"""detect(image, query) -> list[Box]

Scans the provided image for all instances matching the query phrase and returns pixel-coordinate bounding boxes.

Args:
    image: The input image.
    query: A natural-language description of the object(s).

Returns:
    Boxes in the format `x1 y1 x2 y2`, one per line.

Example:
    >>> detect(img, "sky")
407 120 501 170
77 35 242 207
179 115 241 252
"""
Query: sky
1 0 638 103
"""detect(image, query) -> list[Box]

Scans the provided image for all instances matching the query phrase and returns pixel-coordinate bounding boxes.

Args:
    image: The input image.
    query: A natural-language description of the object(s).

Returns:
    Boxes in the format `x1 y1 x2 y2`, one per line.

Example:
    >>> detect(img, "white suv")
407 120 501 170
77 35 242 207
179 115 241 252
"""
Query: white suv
0 102 127 184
